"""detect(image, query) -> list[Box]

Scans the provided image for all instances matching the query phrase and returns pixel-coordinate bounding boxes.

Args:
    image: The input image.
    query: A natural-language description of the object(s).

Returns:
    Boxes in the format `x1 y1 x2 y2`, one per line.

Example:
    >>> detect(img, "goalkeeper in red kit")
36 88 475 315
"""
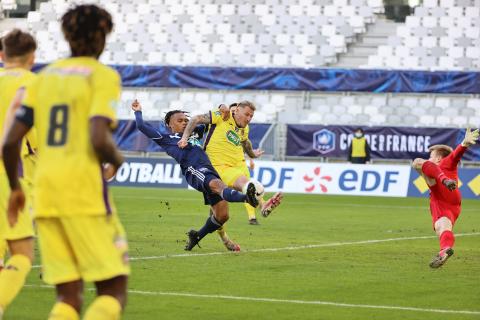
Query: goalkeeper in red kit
412 128 479 268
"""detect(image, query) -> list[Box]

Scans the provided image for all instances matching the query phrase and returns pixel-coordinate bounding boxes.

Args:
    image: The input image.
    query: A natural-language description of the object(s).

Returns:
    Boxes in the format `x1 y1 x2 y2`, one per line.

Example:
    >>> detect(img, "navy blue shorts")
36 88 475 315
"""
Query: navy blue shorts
183 164 223 206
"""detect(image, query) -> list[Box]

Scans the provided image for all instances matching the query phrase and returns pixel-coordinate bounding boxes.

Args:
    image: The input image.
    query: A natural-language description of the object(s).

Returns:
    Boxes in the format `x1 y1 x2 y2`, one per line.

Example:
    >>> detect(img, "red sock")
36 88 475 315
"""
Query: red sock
439 230 455 250
422 161 447 183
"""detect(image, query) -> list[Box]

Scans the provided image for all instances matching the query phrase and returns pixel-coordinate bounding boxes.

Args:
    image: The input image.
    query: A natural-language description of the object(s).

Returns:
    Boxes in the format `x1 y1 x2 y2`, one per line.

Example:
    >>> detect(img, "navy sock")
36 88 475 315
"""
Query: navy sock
221 187 246 203
198 215 223 240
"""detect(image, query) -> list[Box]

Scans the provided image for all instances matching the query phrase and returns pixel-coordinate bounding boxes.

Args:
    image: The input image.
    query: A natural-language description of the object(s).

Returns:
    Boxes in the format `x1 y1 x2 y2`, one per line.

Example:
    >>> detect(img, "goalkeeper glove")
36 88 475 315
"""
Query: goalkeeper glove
461 127 479 147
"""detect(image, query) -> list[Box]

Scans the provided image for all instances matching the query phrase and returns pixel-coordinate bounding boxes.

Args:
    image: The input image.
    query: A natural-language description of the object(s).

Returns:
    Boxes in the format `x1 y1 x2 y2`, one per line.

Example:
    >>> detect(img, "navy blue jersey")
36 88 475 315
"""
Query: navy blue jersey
134 111 223 205
134 111 210 172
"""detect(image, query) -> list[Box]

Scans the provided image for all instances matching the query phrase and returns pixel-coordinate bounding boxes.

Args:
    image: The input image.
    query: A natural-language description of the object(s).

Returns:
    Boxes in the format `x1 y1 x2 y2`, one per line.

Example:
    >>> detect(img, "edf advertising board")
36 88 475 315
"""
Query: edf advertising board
110 158 479 200
250 161 410 197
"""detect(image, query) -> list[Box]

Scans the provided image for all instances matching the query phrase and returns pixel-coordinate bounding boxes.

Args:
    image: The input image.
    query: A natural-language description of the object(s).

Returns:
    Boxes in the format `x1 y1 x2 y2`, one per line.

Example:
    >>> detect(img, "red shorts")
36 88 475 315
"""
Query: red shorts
429 200 461 228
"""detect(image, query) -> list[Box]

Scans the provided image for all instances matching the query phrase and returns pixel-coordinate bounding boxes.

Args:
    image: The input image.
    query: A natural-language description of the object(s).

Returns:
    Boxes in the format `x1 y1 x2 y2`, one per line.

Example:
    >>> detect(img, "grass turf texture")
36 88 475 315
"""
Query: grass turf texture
6 187 480 320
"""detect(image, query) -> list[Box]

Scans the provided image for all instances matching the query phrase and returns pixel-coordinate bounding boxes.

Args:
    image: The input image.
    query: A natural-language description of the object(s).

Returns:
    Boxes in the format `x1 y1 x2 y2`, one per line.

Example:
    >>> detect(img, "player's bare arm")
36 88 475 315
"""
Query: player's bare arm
241 139 264 159
90 117 124 174
178 112 210 148
2 119 30 226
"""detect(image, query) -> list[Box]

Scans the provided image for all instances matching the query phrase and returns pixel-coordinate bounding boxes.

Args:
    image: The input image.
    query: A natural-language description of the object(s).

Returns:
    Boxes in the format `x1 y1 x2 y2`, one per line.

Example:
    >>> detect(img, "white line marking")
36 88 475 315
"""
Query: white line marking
113 195 479 211
128 232 480 261
31 232 480 268
24 285 480 315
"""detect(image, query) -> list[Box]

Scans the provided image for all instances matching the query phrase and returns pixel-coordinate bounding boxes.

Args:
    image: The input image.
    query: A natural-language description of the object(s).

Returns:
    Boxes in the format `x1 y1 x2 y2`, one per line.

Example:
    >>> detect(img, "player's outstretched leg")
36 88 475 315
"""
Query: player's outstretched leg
244 181 260 208
209 209 241 251
430 218 455 268
429 248 454 268
185 202 228 251
261 192 284 217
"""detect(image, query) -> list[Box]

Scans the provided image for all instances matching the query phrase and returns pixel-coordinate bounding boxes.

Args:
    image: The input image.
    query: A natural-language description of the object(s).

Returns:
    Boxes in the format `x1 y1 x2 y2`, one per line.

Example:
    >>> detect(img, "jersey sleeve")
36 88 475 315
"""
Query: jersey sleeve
209 109 224 125
16 79 38 128
443 144 467 169
89 67 120 128
134 111 163 139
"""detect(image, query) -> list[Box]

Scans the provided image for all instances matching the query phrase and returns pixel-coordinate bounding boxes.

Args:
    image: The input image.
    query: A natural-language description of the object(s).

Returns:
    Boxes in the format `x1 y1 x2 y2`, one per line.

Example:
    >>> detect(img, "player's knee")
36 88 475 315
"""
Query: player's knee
434 217 452 236
7 237 35 263
209 179 226 194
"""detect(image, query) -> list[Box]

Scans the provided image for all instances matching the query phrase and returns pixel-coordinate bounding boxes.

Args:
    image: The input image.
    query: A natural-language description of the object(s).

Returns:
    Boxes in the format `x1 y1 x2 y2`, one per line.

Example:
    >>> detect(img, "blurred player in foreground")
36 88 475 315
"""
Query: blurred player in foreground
412 128 479 268
131 100 260 251
0 29 37 318
3 5 130 320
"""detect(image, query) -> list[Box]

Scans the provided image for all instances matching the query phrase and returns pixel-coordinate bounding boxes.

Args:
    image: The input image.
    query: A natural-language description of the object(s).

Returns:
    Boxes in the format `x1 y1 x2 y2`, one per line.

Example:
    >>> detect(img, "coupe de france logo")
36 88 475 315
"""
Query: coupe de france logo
313 129 335 154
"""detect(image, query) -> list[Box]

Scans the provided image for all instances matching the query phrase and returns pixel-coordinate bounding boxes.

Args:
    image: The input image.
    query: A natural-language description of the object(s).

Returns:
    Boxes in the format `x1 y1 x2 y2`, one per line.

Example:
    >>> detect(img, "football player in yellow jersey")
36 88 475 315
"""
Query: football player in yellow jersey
0 29 37 318
0 35 5 272
3 5 129 320
180 101 283 248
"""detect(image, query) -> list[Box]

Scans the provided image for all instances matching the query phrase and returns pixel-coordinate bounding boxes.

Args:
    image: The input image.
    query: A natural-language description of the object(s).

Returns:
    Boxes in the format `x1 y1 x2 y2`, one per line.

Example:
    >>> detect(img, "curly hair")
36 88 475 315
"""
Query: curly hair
61 4 113 58
164 110 188 125
1 29 37 60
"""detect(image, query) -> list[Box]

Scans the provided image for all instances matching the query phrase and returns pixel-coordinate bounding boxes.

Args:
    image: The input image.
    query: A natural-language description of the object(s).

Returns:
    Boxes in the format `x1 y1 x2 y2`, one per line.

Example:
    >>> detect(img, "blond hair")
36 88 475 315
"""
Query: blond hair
428 144 453 158
237 100 256 111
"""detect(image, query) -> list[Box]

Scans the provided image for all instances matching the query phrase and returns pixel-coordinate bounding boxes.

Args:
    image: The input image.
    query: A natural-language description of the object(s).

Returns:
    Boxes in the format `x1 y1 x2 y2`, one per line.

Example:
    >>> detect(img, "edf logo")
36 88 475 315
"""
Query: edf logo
313 129 335 154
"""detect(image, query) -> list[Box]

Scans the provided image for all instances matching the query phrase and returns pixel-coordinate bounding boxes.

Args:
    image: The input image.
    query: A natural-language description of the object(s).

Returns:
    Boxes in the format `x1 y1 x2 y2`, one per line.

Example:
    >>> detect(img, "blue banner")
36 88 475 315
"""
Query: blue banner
286 125 480 161
114 120 271 152
109 157 188 188
25 64 480 94
408 167 480 199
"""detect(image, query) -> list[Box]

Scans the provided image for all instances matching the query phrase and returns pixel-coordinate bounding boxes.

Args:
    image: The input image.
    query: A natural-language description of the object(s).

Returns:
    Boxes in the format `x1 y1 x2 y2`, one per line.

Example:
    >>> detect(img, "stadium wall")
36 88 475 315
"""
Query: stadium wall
110 158 480 199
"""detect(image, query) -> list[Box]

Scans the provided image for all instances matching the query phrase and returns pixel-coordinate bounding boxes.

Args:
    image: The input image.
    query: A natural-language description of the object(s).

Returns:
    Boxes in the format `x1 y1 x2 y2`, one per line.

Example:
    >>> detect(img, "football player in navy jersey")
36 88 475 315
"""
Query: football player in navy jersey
131 100 259 250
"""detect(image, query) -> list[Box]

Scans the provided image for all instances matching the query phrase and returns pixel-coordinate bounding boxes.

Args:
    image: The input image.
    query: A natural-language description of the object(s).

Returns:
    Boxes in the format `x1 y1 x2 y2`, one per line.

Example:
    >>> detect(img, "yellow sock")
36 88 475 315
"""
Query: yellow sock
0 240 7 268
48 302 79 320
216 225 228 242
245 203 256 220
84 295 121 320
0 254 31 310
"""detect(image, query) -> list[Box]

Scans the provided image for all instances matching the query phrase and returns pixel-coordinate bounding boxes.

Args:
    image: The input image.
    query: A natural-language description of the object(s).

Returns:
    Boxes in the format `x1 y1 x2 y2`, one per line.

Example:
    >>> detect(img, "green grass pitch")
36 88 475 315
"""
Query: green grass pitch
6 187 480 319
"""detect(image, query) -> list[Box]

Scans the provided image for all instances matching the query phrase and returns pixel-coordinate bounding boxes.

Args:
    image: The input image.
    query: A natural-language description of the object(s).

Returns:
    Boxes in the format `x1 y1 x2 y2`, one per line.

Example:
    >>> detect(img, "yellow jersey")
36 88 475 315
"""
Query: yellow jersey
20 57 120 218
204 109 249 167
0 68 36 175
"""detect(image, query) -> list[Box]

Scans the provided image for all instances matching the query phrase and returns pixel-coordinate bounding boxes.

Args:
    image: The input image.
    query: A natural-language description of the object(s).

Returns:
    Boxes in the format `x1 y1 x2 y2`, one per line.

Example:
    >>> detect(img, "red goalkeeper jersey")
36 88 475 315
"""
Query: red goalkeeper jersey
428 144 467 207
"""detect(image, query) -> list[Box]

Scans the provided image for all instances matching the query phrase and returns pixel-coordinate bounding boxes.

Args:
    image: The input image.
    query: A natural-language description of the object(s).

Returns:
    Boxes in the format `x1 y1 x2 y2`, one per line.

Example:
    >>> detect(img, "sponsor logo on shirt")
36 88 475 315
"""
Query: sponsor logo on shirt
226 130 241 146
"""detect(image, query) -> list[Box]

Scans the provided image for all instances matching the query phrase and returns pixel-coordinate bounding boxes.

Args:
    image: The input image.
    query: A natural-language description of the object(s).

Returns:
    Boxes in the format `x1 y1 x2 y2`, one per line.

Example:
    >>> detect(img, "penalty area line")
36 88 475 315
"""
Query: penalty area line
24 285 480 315
31 232 480 268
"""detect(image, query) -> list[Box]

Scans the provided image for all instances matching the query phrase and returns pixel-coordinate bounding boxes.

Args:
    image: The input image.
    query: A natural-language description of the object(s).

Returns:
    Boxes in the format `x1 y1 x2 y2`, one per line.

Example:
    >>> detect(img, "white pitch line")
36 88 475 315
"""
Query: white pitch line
113 195 480 211
31 232 480 268
127 232 480 261
24 284 480 316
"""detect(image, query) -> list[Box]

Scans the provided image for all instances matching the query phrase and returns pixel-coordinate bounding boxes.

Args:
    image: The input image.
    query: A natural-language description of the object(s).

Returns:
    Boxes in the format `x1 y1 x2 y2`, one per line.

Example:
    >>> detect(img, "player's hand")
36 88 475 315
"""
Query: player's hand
131 99 142 112
219 104 230 120
253 149 264 158
103 163 117 182
462 127 479 147
178 138 188 148
7 189 25 227
249 158 255 170
442 178 458 191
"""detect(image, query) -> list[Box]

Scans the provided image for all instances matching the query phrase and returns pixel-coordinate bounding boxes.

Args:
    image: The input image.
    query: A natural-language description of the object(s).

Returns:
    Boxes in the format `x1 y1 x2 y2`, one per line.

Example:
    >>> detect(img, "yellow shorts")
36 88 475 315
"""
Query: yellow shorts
0 174 35 241
36 214 130 285
214 164 250 187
